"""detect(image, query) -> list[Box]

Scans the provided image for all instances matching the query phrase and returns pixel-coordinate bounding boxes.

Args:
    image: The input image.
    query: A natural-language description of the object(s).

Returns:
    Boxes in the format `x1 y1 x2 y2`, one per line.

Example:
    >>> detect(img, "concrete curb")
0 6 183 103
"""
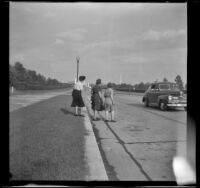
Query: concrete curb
82 95 108 181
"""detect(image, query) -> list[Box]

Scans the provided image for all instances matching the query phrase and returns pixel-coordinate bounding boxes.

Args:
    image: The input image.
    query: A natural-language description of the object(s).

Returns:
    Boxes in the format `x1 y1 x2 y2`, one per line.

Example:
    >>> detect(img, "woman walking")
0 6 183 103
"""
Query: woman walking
91 78 103 121
104 83 116 122
71 75 86 116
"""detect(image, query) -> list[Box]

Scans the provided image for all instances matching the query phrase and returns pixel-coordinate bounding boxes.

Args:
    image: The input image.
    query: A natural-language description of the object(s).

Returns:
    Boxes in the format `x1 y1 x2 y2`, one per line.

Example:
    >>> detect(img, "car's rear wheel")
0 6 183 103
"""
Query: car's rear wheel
144 98 149 107
159 101 167 111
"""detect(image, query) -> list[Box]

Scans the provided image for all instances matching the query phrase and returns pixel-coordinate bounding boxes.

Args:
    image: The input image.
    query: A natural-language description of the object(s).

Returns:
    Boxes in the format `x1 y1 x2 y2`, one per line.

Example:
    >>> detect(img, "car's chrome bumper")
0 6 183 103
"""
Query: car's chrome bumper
167 103 187 107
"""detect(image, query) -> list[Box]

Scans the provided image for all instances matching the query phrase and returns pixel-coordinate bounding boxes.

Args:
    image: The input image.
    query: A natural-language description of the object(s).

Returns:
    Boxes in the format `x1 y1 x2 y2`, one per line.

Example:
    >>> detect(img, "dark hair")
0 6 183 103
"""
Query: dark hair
96 79 101 85
79 75 86 81
107 83 112 88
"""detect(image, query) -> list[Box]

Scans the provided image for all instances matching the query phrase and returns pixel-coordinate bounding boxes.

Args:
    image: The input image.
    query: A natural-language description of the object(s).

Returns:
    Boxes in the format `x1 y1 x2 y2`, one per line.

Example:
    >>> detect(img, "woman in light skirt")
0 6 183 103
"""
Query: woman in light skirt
104 83 116 122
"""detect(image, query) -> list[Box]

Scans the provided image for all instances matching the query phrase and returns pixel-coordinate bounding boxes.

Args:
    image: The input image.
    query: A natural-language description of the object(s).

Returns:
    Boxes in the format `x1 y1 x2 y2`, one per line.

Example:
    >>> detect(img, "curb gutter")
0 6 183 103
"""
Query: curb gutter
82 93 108 181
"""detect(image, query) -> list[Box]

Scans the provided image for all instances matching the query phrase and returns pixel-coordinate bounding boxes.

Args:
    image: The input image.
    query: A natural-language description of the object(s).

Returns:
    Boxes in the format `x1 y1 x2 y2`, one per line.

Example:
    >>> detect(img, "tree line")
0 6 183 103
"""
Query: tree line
9 62 72 90
106 76 186 92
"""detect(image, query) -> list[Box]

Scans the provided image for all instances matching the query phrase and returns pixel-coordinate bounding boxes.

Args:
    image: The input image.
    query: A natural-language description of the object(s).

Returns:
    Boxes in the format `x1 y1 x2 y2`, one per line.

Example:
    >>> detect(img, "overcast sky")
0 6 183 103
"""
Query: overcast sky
10 2 187 85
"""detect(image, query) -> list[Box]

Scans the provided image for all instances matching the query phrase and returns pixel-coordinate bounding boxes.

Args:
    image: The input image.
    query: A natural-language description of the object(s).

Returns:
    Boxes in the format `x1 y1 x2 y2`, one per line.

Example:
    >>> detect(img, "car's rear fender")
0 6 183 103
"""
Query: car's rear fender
157 95 168 105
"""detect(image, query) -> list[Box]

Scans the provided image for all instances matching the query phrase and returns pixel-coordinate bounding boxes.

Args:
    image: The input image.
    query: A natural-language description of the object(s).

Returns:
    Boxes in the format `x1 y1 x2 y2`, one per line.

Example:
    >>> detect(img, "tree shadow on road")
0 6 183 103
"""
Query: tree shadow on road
60 108 75 116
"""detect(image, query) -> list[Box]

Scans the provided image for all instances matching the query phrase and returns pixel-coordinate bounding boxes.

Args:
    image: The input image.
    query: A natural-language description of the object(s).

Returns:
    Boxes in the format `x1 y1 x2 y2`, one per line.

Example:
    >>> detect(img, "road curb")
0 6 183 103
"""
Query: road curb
82 95 108 181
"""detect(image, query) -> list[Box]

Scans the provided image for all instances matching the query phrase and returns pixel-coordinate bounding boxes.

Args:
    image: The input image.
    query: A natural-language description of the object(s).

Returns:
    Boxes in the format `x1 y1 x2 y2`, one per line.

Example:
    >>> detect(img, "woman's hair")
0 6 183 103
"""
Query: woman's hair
107 83 112 88
79 75 86 81
96 78 101 85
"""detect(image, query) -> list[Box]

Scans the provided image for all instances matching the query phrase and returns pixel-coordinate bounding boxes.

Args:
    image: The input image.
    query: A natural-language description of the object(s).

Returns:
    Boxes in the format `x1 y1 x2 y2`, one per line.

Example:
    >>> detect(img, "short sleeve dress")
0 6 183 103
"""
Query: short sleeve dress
104 88 114 111
91 85 102 111
71 82 85 107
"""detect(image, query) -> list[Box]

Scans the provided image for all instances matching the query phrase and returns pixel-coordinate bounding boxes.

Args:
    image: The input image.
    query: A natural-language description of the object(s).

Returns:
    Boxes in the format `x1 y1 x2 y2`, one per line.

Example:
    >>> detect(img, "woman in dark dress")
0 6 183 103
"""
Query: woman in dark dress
71 75 86 116
91 78 103 121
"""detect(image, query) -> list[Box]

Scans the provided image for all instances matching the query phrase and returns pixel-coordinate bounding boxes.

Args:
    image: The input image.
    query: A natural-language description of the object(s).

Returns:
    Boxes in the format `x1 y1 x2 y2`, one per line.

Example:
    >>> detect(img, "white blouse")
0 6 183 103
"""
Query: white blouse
74 81 84 91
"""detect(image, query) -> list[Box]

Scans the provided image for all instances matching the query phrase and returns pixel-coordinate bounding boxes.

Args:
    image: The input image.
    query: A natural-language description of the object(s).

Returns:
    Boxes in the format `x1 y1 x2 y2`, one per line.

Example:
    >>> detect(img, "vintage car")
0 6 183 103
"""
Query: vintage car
142 82 187 111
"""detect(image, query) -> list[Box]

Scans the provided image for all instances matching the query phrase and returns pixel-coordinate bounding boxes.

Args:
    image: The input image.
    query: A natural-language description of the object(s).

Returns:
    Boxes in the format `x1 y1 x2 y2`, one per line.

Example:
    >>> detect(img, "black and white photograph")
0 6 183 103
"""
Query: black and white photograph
8 1 196 185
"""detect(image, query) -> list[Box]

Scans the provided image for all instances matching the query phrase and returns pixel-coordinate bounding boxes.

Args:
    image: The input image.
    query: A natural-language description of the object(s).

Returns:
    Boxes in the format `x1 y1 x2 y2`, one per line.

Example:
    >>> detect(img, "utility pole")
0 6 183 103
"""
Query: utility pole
76 56 80 83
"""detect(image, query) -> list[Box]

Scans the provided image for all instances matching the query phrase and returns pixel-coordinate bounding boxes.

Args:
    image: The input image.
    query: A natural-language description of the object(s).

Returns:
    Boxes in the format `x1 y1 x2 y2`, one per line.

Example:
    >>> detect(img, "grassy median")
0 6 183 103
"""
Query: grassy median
9 94 89 180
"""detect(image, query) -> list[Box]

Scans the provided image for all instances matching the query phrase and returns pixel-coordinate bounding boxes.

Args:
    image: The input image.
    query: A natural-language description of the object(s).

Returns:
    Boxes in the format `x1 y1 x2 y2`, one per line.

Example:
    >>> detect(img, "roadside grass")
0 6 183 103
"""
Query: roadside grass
9 95 89 180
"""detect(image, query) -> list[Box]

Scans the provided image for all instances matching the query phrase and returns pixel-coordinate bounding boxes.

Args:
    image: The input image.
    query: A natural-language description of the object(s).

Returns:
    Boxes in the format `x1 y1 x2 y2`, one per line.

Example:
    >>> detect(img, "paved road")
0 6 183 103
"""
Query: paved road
85 91 187 181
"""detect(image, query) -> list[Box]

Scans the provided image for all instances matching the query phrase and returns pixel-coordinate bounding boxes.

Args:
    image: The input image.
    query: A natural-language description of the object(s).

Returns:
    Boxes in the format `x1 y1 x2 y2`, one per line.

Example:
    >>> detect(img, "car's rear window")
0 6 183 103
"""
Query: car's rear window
158 83 179 90
159 84 170 90
170 84 179 90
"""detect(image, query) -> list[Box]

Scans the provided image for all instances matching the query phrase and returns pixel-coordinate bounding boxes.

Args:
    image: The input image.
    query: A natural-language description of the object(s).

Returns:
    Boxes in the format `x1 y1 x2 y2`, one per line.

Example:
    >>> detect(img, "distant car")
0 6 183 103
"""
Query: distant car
142 82 187 111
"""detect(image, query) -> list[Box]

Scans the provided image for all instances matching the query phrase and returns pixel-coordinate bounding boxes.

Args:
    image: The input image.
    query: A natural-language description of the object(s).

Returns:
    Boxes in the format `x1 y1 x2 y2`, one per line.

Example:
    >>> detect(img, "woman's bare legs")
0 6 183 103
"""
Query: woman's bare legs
111 110 115 121
94 110 101 120
94 110 97 120
75 107 78 115
78 107 81 115
75 107 85 116
105 110 109 121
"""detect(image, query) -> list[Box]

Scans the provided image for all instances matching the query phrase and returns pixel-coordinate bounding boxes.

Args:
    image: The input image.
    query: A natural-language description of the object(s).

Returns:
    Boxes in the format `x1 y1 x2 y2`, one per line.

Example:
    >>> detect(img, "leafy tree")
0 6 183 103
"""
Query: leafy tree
175 75 184 90
13 62 27 82
163 78 168 82
27 70 37 84
9 65 17 87
37 74 47 85
138 82 145 90
9 62 70 90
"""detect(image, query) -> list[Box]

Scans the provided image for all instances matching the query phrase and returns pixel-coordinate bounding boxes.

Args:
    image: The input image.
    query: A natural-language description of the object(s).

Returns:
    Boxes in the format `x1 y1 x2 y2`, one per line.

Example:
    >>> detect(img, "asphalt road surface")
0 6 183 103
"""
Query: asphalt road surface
85 91 187 181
